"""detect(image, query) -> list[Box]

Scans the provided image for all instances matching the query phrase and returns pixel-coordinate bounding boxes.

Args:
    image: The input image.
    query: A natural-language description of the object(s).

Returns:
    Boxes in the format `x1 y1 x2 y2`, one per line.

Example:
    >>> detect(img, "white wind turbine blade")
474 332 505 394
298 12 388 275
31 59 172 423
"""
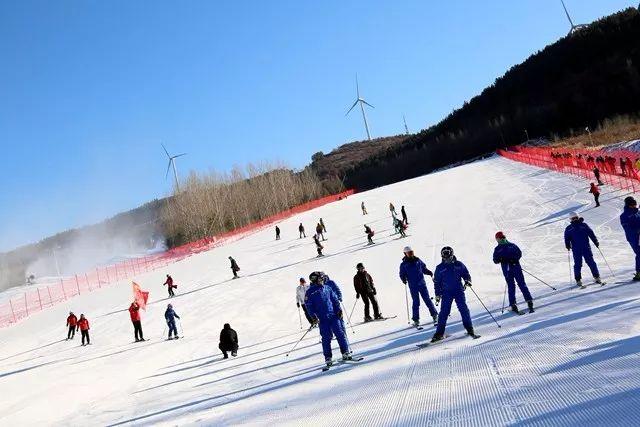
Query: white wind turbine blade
361 99 375 109
173 153 187 159
345 99 359 116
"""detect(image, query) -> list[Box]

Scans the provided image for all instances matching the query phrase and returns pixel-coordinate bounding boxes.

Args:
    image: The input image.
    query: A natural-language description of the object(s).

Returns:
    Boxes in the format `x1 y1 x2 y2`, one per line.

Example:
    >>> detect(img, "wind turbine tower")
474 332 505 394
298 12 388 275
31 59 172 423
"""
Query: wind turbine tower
162 144 187 192
561 0 587 35
346 75 374 141
403 114 410 135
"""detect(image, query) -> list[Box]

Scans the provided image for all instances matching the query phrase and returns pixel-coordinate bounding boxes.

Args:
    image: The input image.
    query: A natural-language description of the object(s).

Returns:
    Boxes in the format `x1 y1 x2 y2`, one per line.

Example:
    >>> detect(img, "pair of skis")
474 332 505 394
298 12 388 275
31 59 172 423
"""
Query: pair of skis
415 333 481 349
322 356 364 372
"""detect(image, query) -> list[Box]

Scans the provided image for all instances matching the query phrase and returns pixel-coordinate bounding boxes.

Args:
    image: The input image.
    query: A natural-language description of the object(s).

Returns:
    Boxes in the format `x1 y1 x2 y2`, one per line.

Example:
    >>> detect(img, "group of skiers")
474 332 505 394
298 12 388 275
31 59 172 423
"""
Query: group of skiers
66 312 90 345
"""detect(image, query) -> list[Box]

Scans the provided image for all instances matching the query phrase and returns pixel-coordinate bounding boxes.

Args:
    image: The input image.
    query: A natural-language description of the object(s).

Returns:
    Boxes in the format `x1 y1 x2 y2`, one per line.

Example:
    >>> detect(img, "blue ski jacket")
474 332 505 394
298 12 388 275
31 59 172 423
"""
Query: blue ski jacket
564 218 599 254
305 284 342 321
399 256 433 289
164 307 180 322
433 259 471 296
323 275 343 301
620 206 640 244
493 242 522 264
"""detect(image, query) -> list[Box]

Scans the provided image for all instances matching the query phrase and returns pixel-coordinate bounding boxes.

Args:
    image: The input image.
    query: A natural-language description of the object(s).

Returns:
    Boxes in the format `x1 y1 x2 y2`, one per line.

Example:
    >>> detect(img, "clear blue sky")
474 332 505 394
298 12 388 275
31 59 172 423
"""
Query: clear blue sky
0 0 633 251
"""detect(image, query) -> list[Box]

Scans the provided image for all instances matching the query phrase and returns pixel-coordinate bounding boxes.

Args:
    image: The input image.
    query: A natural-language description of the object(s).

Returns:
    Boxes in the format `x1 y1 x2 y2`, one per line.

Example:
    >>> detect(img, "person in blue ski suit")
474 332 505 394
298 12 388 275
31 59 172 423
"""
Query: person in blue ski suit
164 304 181 340
399 246 438 326
493 231 534 314
305 272 352 364
431 247 475 342
564 212 602 286
620 196 640 281
321 273 343 302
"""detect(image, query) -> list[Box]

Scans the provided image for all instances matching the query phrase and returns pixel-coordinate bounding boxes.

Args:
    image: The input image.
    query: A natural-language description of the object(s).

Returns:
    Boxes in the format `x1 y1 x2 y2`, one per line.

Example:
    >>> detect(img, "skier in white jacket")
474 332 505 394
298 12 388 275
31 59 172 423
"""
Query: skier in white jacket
296 278 314 325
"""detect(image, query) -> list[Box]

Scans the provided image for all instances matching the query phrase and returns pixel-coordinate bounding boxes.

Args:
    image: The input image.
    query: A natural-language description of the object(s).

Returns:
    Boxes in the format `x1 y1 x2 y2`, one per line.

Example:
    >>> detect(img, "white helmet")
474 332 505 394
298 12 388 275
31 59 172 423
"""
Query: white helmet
568 211 579 221
403 246 413 253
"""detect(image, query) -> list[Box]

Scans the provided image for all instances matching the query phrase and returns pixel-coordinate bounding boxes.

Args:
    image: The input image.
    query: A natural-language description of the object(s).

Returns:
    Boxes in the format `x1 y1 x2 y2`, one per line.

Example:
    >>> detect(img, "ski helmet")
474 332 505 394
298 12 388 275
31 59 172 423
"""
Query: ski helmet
403 246 413 254
625 196 637 207
441 246 454 259
495 231 506 240
299 277 306 283
309 271 323 284
167 304 172 308
356 262 364 270
568 211 579 221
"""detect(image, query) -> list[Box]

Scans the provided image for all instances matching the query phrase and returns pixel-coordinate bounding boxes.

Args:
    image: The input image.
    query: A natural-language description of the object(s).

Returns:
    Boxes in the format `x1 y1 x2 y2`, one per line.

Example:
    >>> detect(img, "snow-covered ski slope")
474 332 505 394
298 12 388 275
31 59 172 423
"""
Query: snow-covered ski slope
2 155 640 426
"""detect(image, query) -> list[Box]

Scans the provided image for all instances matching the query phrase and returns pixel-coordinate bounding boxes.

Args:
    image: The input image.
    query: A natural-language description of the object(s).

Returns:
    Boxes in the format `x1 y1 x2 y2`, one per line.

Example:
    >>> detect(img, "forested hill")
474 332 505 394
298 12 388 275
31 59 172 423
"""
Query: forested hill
342 8 640 190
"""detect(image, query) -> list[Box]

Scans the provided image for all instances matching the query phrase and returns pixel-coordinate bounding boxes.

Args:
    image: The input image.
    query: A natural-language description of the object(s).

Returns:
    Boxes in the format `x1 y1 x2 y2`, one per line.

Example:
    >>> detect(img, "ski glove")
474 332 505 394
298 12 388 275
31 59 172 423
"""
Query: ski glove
337 311 343 319
402 279 407 285
464 280 472 289
356 294 360 299
595 241 600 248
297 302 300 308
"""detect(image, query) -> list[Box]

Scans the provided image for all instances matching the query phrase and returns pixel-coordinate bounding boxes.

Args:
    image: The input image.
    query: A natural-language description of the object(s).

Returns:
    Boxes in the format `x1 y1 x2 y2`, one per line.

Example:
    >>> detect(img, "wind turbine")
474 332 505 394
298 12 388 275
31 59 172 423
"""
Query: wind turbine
560 0 587 35
162 144 186 191
346 75 374 141
403 114 410 135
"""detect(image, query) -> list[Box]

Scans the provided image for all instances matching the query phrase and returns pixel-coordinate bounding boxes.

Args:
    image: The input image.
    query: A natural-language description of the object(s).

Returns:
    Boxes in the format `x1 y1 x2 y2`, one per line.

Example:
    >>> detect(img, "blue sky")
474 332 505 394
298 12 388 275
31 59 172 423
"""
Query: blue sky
0 0 633 251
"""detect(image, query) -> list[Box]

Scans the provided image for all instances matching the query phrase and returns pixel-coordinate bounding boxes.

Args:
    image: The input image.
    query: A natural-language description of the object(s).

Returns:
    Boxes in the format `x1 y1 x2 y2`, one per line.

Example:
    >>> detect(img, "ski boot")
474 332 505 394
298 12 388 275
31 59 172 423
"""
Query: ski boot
633 272 640 282
432 315 438 325
342 352 353 361
231 350 237 357
466 327 480 339
576 279 586 289
413 320 420 328
594 277 603 285
527 300 535 314
364 317 374 323
223 353 229 359
325 358 333 367
430 333 445 343
510 304 522 315
374 314 384 320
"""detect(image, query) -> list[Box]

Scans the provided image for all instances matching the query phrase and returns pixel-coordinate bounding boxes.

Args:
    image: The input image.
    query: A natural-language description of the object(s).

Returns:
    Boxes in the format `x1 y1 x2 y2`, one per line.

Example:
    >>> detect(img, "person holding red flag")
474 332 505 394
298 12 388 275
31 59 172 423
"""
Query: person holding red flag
129 301 145 342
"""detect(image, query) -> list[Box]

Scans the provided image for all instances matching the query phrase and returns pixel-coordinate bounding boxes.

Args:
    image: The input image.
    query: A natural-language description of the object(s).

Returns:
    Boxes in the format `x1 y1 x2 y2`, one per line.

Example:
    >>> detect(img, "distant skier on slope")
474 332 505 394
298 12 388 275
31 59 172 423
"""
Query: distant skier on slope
219 323 238 358
129 301 145 342
361 202 368 215
305 271 352 366
66 311 78 340
77 314 90 346
299 223 306 238
431 246 477 342
276 225 281 240
316 222 326 241
399 246 438 327
565 212 602 288
364 225 375 245
353 263 382 322
620 196 640 281
229 256 240 279
389 202 397 217
589 183 601 207
313 234 324 257
401 205 408 225
394 217 407 238
163 274 177 298
164 304 181 340
593 166 604 185
296 277 314 325
493 232 534 314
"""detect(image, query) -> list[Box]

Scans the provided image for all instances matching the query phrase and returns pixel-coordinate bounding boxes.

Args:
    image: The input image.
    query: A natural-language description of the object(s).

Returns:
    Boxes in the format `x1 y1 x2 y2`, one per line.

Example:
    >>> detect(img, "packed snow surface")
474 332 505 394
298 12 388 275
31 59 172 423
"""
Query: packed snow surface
2 156 640 426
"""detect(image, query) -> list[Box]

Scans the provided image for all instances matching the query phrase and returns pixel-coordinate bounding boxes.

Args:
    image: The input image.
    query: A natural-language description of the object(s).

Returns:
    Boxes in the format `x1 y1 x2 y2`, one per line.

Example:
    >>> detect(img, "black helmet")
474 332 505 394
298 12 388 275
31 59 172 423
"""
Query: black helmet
441 246 454 259
356 262 364 270
625 196 637 207
309 271 323 284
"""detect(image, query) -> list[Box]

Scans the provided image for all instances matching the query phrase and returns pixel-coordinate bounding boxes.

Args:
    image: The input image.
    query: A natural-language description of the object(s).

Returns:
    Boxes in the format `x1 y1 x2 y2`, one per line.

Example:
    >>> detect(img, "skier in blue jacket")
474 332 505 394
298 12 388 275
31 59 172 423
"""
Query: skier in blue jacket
321 273 343 302
620 196 640 281
164 304 181 340
564 212 602 287
305 271 352 365
431 247 476 342
493 231 534 314
399 246 438 327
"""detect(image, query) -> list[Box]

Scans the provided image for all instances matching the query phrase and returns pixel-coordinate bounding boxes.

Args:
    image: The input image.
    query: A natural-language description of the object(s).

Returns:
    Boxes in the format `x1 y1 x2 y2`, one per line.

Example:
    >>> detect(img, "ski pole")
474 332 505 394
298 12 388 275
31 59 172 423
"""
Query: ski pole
297 306 303 330
568 250 573 285
468 286 501 328
521 267 557 290
501 282 507 314
341 302 356 334
161 325 167 338
596 247 617 279
286 325 314 357
404 284 410 324
348 299 358 324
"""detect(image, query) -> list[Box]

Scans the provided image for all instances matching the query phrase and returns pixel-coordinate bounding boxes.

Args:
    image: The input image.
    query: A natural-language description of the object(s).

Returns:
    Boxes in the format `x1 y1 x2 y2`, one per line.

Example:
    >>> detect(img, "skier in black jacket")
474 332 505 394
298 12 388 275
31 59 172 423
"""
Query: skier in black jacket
219 323 238 358
353 263 382 321
229 257 240 279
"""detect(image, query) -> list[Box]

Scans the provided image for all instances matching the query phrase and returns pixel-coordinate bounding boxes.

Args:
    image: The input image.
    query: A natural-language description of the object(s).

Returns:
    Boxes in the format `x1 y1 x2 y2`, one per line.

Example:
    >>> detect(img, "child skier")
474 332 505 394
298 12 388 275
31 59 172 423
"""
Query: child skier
164 304 181 340
275 225 281 240
77 314 90 346
399 246 438 327
361 202 368 215
364 225 375 245
589 183 601 207
66 311 77 340
493 231 534 314
163 274 177 297
353 263 382 321
229 256 240 279
564 212 602 288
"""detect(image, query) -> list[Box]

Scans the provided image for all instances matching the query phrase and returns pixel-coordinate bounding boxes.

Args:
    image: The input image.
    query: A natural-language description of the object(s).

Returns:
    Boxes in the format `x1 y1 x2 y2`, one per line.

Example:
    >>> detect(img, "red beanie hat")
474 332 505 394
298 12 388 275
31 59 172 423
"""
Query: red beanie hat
495 231 506 240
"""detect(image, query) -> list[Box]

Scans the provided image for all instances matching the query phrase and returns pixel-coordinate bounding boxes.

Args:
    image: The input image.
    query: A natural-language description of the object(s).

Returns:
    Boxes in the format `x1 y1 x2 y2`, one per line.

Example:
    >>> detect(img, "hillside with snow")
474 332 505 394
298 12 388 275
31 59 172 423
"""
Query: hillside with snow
2 156 640 426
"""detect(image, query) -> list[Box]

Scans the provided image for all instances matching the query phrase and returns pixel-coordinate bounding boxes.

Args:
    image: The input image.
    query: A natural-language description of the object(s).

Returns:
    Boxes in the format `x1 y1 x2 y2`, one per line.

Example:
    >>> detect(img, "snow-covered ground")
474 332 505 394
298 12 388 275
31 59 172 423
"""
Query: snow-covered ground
2 155 640 426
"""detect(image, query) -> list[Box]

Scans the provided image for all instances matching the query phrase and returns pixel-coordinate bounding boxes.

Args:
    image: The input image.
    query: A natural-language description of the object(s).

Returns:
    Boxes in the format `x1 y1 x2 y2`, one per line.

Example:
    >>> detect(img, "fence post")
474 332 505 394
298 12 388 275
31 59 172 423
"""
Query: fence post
96 268 101 288
61 279 67 300
9 299 16 323
37 288 43 310
24 293 28 316
106 266 111 284
86 273 91 291
47 286 53 306
75 274 81 295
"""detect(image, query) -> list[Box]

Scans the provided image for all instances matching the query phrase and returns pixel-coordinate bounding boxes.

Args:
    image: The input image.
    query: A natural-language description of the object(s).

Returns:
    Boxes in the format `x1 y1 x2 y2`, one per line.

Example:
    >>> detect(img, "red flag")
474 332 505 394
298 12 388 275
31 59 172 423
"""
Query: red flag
132 282 150 310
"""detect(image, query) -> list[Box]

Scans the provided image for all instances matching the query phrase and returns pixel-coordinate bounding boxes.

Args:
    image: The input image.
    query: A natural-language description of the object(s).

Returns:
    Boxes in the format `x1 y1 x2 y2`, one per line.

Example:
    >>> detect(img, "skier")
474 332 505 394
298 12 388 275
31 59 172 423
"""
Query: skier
593 166 604 185
77 314 90 346
394 217 407 238
66 311 78 340
164 303 181 340
129 301 145 342
401 205 408 225
320 218 327 233
229 256 240 279
389 203 397 217
163 274 176 297
564 212 602 288
589 183 601 207
321 272 343 302
361 201 368 215
296 277 314 325
219 323 238 358
399 246 438 327
493 232 534 314
275 225 281 240
353 263 382 321
431 246 477 342
364 225 375 245
305 271 352 366
619 196 640 281
299 223 306 238
313 234 324 257
316 222 326 241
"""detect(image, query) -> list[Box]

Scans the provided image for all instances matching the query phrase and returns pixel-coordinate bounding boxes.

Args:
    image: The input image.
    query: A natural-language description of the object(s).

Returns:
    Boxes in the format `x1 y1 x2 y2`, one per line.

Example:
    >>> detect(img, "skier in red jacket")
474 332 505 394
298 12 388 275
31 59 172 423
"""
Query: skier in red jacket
129 302 144 342
589 183 601 207
76 314 90 346
163 274 177 297
66 312 78 340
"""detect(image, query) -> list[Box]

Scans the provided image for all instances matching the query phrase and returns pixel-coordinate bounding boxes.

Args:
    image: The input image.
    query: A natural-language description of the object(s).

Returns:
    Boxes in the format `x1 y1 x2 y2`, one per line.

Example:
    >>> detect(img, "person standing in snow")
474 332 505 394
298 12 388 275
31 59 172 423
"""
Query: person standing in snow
353 263 382 321
163 274 177 298
589 183 601 207
275 225 281 240
305 271 352 366
320 218 327 233
364 225 375 245
229 256 240 279
77 314 90 346
565 212 603 288
164 304 181 340
66 311 78 340
219 323 238 358
361 202 368 215
592 166 604 186
316 222 326 241
299 223 306 238
399 246 438 327
394 217 407 238
620 196 640 281
296 278 314 325
493 232 534 314
431 247 477 342
321 272 343 302
129 301 145 342
401 205 408 225
313 234 324 257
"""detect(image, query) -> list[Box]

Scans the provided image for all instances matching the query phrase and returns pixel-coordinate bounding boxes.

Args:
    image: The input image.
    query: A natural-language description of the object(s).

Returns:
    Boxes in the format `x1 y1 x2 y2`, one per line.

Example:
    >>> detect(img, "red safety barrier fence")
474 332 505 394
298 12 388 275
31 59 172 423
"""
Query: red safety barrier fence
0 189 356 327
497 146 640 193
